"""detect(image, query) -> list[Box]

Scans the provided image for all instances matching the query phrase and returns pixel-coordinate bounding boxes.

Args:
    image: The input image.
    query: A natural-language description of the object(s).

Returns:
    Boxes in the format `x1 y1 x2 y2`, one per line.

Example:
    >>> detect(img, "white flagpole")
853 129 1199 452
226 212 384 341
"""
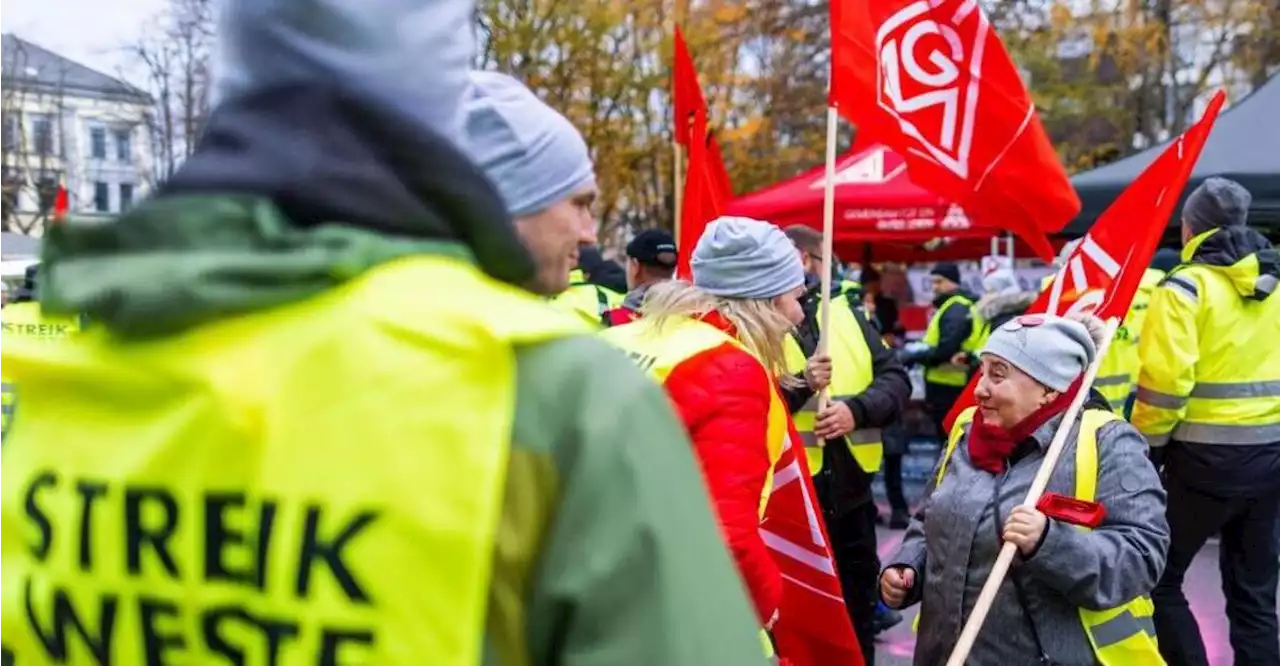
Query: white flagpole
944 317 1121 666
816 104 839 418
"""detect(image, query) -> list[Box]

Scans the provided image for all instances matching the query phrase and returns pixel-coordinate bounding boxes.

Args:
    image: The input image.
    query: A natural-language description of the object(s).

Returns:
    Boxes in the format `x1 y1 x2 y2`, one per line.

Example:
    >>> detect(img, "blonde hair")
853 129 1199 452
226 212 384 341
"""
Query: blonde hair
641 280 800 386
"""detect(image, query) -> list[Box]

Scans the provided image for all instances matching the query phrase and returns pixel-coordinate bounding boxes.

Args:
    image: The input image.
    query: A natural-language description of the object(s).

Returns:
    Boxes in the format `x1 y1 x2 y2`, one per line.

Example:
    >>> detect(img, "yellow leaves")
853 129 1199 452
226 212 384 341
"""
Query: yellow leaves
722 115 765 142
711 2 748 25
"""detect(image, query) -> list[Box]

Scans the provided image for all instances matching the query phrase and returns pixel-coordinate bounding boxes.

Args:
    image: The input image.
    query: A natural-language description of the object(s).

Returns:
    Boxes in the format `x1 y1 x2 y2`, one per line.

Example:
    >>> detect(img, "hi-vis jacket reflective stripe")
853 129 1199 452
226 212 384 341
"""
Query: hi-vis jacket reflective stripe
552 268 624 328
922 294 983 387
1133 229 1280 447
783 293 882 475
0 256 585 666
1094 268 1165 414
602 316 788 513
1 301 84 439
929 407 1164 665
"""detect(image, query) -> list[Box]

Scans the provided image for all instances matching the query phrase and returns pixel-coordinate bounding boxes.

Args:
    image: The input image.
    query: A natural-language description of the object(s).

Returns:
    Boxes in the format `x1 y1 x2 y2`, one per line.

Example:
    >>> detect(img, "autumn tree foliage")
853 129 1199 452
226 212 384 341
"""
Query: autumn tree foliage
475 0 1276 241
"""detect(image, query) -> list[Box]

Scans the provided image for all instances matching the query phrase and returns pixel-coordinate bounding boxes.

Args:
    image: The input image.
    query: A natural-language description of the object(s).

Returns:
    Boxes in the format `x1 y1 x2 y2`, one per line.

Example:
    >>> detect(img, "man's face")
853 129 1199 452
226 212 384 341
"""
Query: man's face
512 184 598 295
932 275 957 296
1180 219 1193 246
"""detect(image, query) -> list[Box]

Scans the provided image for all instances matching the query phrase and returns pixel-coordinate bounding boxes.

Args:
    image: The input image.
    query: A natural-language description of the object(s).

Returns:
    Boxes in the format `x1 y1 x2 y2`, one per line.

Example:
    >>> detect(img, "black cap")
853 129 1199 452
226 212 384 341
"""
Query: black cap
930 262 961 285
626 229 678 268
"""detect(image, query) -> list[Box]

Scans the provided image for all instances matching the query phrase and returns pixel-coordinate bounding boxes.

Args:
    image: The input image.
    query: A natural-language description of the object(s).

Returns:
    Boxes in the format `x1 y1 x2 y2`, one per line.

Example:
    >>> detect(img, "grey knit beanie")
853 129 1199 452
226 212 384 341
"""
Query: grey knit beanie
463 71 596 217
980 314 1096 392
1183 177 1252 236
212 0 475 141
692 217 805 299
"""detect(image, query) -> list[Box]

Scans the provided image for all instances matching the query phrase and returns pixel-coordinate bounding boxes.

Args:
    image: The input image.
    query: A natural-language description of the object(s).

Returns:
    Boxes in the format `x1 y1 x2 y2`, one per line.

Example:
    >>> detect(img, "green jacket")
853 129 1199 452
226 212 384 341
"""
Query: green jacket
22 95 768 666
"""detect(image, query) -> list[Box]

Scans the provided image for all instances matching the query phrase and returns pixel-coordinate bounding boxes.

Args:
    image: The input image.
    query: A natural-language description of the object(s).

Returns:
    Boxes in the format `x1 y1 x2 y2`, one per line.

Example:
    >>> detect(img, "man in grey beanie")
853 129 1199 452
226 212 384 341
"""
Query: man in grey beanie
1 1 772 664
1137 176 1280 666
463 70 600 297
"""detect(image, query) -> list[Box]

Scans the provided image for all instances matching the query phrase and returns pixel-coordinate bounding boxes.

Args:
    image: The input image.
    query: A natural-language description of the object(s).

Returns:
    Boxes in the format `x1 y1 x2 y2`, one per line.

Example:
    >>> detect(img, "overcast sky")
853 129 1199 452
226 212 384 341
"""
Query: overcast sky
4 0 167 84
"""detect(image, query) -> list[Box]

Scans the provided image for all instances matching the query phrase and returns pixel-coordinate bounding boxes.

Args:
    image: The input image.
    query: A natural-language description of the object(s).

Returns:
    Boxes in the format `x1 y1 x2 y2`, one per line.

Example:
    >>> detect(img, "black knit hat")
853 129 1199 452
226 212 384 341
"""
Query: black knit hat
1183 177 1251 235
930 262 961 285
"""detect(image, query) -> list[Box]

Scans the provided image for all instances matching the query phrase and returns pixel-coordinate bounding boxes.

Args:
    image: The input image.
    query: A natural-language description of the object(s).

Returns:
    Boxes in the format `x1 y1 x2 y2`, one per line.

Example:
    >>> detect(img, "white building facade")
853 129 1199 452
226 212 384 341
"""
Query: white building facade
2 34 153 234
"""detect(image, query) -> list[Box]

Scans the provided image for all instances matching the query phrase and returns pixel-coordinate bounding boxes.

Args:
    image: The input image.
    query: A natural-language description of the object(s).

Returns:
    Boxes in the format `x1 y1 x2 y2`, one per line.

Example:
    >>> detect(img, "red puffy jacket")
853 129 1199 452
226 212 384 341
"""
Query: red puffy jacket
662 313 783 624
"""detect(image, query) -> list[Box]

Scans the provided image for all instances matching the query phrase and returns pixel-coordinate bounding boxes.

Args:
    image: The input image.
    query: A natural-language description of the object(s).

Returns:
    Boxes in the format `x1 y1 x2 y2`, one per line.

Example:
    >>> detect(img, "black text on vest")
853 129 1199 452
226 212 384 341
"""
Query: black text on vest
625 351 657 372
14 471 381 664
1 322 72 338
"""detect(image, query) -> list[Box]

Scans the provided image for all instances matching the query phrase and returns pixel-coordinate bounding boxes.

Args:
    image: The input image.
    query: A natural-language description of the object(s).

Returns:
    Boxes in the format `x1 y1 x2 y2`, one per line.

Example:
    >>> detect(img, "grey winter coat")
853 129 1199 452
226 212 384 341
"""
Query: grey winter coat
886 404 1169 666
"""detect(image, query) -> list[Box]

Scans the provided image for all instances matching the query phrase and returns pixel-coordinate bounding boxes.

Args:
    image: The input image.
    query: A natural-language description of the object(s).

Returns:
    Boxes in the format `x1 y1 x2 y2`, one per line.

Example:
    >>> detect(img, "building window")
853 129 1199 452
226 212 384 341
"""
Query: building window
31 114 53 156
119 183 134 210
115 129 132 162
90 127 107 159
94 182 110 213
2 115 17 152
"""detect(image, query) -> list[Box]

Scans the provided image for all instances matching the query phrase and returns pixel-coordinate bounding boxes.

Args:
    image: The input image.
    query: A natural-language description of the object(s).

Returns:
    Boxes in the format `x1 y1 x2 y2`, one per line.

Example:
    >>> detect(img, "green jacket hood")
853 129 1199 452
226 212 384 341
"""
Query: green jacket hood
1182 227 1279 301
40 195 468 338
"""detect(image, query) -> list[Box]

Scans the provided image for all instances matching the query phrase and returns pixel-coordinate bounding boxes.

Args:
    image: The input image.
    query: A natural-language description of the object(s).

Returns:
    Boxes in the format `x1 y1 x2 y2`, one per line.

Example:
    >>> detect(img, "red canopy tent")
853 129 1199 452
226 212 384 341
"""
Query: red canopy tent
724 144 1053 262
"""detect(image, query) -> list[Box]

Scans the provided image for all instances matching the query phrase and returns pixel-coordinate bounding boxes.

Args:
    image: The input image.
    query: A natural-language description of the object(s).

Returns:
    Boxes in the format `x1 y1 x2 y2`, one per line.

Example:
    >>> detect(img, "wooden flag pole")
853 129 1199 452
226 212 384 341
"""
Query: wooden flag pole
944 316 1121 666
816 105 839 417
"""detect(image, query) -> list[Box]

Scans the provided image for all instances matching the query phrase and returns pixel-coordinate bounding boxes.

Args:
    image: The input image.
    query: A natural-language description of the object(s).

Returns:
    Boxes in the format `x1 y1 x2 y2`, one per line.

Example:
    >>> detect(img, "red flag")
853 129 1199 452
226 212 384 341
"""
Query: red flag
943 91 1226 431
675 43 733 279
830 0 1080 262
673 27 706 147
51 183 69 225
762 418 865 666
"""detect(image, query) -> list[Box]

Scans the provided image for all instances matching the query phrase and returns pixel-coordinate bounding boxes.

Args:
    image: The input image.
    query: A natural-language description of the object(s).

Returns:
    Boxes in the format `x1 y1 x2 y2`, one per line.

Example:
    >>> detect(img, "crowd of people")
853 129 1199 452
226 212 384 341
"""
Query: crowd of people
2 1 1278 665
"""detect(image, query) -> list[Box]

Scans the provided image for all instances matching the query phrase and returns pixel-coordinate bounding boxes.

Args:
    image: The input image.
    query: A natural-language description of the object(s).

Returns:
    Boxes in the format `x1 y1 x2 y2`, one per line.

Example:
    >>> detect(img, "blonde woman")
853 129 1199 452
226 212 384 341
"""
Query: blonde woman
603 216 829 628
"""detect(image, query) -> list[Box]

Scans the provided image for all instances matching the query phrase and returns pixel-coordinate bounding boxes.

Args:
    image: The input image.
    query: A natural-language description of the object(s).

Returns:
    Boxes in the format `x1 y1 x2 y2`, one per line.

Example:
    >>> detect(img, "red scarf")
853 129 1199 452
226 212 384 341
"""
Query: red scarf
967 380 1082 474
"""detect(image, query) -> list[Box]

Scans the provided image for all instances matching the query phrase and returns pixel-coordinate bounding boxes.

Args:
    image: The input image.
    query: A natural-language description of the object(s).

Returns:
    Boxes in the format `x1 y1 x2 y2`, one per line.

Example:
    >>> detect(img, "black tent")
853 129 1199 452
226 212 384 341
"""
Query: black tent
1067 74 1280 237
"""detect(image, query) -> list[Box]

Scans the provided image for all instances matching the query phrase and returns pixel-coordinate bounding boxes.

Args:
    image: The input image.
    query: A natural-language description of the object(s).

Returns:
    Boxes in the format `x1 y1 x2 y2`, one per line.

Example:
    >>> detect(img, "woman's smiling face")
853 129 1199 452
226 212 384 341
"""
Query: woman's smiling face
974 355 1057 429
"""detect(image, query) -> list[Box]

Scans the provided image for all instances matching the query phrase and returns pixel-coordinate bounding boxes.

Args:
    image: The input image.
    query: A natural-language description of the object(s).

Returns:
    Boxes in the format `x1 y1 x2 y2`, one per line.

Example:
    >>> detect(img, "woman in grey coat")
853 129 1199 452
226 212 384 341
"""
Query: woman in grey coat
881 314 1170 665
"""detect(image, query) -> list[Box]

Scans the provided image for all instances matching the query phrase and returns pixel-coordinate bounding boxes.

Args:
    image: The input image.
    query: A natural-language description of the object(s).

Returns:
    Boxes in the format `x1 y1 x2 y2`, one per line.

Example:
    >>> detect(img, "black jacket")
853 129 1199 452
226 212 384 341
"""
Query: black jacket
781 283 912 512
900 289 977 369
578 246 628 294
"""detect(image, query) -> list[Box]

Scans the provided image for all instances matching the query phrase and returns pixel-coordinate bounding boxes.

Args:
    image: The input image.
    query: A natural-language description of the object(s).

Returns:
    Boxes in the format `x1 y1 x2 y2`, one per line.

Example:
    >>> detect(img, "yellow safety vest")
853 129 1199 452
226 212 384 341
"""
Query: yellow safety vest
1 301 83 438
838 279 862 300
551 268 624 328
1094 268 1165 414
921 294 983 387
602 316 788 515
782 293 882 475
602 315 787 658
925 407 1164 665
1133 229 1280 446
0 255 585 665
